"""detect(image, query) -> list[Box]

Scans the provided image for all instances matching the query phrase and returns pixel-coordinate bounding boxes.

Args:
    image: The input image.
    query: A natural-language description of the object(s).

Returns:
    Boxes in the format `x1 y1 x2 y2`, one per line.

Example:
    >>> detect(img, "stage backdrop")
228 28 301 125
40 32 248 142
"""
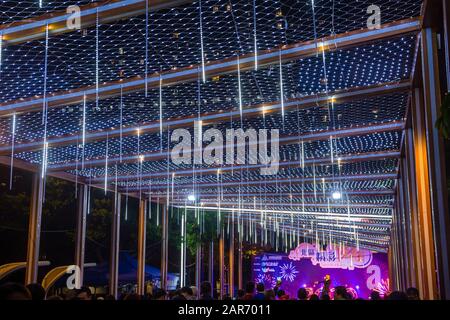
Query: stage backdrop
252 243 389 299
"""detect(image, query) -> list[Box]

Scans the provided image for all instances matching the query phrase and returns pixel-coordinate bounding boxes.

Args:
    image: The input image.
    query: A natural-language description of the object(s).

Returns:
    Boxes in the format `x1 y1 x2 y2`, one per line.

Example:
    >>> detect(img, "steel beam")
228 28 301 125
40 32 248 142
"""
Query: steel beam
0 19 419 117
127 173 398 191
74 184 88 287
46 124 403 174
0 83 409 156
25 174 44 285
160 204 168 291
137 199 147 296
109 192 121 298
0 0 193 46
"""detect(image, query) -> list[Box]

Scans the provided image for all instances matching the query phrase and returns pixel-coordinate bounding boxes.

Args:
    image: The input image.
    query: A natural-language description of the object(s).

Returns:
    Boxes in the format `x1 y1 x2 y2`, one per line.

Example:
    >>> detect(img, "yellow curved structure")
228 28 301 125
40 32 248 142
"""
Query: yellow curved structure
0 261 50 281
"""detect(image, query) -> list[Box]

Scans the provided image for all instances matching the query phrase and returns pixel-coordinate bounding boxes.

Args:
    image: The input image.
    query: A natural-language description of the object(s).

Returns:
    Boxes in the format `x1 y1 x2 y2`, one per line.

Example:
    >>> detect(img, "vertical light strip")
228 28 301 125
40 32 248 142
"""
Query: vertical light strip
159 74 163 150
42 23 49 124
9 113 16 190
253 0 257 70
81 94 87 169
96 9 100 109
41 24 49 181
119 85 123 162
237 55 243 120
41 142 49 179
104 134 109 194
279 50 285 120
311 0 318 52
145 0 149 97
199 0 206 83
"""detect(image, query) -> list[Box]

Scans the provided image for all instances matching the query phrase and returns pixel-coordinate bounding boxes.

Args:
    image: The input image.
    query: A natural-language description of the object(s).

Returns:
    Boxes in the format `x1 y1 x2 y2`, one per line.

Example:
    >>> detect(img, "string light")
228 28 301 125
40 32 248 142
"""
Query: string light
159 73 163 150
199 0 206 83
237 55 243 120
279 50 285 121
96 8 100 110
253 0 258 71
81 94 87 169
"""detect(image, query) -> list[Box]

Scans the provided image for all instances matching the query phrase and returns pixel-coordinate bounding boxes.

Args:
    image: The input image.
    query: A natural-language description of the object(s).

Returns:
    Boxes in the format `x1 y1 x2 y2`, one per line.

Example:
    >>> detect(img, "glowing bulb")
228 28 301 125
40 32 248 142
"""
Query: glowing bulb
188 194 196 202
332 191 342 200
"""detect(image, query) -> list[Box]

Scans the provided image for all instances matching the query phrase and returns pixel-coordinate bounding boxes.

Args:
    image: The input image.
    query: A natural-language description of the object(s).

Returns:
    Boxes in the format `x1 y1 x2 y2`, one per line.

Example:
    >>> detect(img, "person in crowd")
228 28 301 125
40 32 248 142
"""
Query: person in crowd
190 286 198 299
123 293 141 300
222 294 232 300
276 289 285 300
75 286 92 300
243 281 255 300
406 287 420 300
180 286 195 300
46 295 63 300
297 287 308 300
153 288 167 300
321 294 330 300
370 290 381 300
104 294 116 301
26 283 45 301
309 294 319 300
200 281 213 300
334 286 348 300
0 283 31 300
254 283 265 300
171 290 186 300
236 289 245 300
386 291 408 300
264 289 276 300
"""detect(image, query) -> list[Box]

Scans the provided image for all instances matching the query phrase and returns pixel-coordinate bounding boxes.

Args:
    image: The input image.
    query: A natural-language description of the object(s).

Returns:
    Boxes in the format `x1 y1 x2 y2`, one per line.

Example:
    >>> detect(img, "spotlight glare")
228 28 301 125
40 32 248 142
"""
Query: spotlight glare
332 191 342 200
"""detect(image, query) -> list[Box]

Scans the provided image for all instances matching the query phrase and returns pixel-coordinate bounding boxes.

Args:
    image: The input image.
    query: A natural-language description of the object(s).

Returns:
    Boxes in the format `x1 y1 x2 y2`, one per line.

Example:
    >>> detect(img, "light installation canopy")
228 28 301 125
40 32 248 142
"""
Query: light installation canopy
0 0 425 252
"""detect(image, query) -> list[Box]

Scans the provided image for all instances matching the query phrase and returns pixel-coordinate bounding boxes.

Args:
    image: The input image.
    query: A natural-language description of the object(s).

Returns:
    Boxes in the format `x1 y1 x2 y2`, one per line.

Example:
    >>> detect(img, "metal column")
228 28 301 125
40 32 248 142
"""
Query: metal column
421 28 450 299
208 240 214 294
160 204 168 291
25 174 44 285
195 242 201 298
137 199 147 296
109 192 121 298
74 184 88 288
238 240 243 291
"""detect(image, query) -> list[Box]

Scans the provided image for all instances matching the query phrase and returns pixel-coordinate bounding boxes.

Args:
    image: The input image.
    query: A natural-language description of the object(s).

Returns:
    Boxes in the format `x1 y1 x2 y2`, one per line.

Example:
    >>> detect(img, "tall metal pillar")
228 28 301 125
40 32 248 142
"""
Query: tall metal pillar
25 174 44 285
219 225 225 300
137 199 147 296
74 184 88 287
238 240 243 290
405 127 423 293
195 242 202 298
208 240 214 293
443 0 450 91
109 192 121 298
421 28 450 299
160 204 168 291
411 86 439 300
228 221 235 297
